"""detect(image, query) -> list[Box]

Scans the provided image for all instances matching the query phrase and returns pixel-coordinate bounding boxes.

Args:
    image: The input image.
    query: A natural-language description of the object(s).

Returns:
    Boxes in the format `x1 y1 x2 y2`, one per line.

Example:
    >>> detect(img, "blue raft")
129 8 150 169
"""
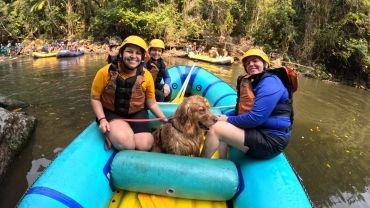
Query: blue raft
56 49 84 58
18 65 312 208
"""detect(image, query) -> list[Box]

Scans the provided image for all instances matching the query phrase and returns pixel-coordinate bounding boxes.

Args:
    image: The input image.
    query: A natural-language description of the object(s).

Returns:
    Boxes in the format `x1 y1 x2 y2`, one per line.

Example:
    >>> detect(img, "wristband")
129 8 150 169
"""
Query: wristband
98 117 106 122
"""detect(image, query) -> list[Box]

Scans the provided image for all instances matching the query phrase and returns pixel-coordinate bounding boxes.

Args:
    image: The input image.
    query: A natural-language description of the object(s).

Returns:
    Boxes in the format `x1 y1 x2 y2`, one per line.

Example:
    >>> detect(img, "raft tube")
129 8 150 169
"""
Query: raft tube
110 150 240 201
166 65 237 114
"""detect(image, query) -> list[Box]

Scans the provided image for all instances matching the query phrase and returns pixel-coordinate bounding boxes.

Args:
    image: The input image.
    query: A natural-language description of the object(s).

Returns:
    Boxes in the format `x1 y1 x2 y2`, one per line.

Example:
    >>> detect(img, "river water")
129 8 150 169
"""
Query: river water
0 54 369 208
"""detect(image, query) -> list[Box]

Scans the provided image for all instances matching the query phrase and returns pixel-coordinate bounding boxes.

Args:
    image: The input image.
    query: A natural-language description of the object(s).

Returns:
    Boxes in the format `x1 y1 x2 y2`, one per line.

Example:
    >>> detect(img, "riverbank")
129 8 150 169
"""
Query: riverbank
2 38 368 90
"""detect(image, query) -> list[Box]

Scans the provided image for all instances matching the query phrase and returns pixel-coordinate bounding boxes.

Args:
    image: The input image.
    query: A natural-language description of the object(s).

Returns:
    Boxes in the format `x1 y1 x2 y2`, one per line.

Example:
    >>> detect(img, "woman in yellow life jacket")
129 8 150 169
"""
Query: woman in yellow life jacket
201 48 293 159
90 35 167 151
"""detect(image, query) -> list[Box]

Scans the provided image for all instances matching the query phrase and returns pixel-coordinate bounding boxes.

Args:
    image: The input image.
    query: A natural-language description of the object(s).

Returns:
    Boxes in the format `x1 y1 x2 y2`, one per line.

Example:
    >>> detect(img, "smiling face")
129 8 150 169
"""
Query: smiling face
243 56 266 75
121 44 143 69
149 47 163 60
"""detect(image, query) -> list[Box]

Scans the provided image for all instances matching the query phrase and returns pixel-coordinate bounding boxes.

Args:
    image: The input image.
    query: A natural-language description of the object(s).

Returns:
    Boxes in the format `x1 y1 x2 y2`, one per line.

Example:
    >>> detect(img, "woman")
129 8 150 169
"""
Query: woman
145 39 171 102
90 35 167 151
201 48 293 159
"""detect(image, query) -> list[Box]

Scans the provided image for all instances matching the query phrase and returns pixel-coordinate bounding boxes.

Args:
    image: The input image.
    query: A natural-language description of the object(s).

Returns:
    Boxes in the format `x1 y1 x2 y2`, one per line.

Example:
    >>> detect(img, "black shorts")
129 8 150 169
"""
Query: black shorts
96 109 151 133
155 84 171 102
244 129 290 159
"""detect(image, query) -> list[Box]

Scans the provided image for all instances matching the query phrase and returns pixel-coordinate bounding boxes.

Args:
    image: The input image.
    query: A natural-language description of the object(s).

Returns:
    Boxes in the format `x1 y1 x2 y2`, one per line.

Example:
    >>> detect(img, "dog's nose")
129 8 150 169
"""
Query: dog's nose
213 116 218 122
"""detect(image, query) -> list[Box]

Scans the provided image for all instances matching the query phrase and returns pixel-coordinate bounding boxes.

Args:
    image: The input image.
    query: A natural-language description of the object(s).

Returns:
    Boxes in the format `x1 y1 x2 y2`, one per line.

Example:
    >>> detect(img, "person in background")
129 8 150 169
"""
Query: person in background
107 36 122 64
90 35 167 151
145 39 171 102
197 45 205 55
30 40 36 52
192 42 197 54
0 43 7 56
185 44 193 53
208 46 220 58
201 48 293 159
222 48 228 57
41 43 50 53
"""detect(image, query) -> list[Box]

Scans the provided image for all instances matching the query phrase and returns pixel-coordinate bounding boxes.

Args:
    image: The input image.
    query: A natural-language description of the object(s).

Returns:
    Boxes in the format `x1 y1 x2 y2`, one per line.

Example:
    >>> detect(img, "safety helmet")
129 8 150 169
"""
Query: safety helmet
109 36 122 47
241 48 270 65
148 39 165 50
118 35 148 53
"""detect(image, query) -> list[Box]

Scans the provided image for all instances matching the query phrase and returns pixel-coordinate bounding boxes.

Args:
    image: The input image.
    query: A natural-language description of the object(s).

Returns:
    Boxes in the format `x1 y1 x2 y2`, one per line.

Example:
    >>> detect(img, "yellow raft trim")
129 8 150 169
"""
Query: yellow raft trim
109 190 227 208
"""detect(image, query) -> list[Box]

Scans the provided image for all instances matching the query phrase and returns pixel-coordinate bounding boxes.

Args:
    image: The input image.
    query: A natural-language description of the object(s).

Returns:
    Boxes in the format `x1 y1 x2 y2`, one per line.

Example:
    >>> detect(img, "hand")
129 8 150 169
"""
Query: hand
217 115 228 122
99 119 110 134
159 116 168 122
150 63 159 71
163 84 170 96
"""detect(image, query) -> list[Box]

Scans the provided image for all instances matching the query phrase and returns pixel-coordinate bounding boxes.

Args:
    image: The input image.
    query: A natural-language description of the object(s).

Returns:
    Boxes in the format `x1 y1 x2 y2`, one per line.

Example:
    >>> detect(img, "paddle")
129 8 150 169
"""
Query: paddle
171 62 196 104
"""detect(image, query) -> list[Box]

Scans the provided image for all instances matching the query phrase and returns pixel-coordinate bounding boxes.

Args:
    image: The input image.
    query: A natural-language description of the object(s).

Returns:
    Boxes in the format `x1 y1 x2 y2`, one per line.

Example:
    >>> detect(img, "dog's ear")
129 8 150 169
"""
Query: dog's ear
174 99 191 124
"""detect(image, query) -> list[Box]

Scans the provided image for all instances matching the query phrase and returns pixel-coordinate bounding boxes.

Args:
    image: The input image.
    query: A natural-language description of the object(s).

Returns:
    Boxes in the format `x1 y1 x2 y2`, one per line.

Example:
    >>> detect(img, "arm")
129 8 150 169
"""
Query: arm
227 76 284 128
162 67 171 96
91 98 110 133
90 65 110 133
146 99 166 120
144 69 167 119
162 64 171 85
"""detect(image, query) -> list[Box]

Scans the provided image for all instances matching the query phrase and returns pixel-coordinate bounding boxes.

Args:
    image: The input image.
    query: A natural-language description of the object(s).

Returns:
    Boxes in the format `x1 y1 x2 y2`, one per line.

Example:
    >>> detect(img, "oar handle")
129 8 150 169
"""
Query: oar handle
171 62 197 103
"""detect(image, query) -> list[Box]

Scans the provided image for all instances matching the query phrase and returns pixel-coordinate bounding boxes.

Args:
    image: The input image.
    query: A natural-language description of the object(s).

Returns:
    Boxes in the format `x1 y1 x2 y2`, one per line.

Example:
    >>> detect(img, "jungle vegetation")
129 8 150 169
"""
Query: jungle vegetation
0 0 369 88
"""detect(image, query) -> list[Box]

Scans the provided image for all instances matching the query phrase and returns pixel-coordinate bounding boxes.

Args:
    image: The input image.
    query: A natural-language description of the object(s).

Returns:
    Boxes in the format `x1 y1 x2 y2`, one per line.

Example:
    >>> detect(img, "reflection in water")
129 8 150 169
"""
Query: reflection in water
25 147 63 186
0 55 369 208
26 158 51 186
287 78 370 207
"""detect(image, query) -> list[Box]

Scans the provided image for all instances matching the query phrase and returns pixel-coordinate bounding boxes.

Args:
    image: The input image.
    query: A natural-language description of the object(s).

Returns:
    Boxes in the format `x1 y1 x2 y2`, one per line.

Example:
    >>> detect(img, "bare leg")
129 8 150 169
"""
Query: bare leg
201 126 219 157
134 132 154 151
218 141 229 159
201 121 248 158
109 120 135 150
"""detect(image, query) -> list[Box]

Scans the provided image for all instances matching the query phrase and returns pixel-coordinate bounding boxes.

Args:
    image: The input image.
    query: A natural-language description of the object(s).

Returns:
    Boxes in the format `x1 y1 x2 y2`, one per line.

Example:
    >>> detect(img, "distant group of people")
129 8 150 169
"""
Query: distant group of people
38 40 81 53
186 42 229 58
90 34 294 161
0 39 24 57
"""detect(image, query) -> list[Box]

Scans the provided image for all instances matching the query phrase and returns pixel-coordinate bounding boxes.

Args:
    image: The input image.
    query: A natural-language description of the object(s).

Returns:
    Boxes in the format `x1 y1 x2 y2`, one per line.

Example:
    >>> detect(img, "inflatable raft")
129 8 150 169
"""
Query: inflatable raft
18 65 312 208
56 49 84 58
188 52 234 65
32 51 58 58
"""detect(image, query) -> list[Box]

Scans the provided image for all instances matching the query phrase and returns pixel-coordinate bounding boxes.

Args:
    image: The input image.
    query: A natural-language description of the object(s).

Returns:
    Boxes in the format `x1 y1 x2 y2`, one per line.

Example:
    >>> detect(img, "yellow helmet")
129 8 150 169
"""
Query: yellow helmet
148 39 165 50
119 35 148 53
241 48 270 65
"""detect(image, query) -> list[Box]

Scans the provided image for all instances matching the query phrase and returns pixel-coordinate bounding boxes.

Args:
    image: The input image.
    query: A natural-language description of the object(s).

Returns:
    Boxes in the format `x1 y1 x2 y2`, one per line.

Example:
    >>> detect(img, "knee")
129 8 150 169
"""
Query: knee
114 136 135 150
135 134 154 151
209 122 224 136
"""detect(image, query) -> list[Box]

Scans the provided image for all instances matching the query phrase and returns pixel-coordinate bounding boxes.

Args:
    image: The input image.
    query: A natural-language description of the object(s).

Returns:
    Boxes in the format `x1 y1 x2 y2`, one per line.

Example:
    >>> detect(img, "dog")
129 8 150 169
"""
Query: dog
152 95 218 156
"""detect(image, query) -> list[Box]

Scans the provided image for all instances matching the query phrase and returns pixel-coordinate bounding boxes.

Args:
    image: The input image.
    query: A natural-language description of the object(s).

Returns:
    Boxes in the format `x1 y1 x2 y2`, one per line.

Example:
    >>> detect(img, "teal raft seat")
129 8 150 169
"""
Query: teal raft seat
110 150 240 201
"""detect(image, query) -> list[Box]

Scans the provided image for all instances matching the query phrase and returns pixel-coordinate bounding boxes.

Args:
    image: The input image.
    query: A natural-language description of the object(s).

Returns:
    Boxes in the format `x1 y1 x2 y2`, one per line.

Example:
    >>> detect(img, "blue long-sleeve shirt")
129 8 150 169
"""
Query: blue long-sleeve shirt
227 74 291 136
162 67 171 85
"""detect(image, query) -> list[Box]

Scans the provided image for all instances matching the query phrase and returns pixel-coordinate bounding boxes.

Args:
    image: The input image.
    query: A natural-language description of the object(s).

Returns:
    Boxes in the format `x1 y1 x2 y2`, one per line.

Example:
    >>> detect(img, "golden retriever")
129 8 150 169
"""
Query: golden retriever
152 95 218 156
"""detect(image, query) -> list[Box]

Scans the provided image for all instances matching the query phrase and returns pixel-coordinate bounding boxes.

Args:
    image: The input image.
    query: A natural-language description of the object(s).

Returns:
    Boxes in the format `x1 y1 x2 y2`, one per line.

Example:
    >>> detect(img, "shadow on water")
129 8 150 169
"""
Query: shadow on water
0 55 369 208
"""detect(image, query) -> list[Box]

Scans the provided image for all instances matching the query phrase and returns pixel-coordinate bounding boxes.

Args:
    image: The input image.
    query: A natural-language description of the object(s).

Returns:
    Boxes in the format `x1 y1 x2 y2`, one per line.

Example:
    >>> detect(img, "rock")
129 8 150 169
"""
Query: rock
0 98 37 183
0 95 29 111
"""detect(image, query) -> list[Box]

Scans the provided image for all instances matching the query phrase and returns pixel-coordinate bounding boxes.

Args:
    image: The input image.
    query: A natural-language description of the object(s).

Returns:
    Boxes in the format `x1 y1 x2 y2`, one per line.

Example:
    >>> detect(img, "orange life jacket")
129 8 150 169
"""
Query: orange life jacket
236 75 255 115
100 64 145 115
236 66 298 116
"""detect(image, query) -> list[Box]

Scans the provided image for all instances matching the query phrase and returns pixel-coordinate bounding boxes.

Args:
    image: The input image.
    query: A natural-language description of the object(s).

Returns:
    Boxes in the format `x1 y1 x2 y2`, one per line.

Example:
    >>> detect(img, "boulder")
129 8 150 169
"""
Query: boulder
0 96 37 183
0 96 29 111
